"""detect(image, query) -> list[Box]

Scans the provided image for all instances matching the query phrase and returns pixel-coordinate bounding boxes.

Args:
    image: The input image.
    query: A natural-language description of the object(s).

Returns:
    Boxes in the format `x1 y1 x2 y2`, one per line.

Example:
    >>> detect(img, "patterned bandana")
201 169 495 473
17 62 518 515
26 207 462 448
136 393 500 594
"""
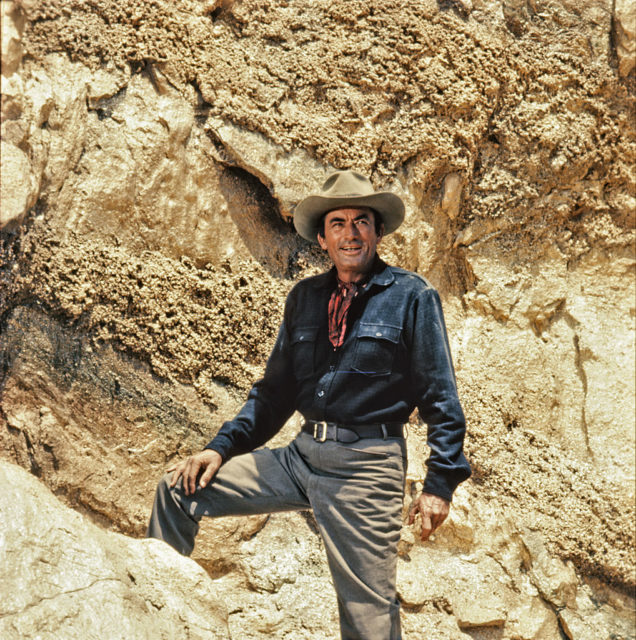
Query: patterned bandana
328 279 358 348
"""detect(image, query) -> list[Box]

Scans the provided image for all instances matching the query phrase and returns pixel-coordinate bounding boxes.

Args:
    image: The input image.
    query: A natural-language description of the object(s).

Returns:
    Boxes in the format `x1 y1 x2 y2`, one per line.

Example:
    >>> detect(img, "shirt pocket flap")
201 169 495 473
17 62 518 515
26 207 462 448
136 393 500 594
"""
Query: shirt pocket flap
291 326 319 345
357 323 401 343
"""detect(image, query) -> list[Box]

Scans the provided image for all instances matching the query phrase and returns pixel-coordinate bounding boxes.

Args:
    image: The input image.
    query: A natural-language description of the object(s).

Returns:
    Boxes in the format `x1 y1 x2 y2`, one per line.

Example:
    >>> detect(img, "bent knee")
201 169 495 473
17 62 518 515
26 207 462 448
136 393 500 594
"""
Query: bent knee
157 471 182 495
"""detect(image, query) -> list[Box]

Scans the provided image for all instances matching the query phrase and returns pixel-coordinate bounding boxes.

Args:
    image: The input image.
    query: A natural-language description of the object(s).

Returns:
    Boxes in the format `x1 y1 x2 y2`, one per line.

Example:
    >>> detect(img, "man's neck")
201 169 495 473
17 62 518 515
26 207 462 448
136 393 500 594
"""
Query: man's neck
336 271 368 284
335 255 379 284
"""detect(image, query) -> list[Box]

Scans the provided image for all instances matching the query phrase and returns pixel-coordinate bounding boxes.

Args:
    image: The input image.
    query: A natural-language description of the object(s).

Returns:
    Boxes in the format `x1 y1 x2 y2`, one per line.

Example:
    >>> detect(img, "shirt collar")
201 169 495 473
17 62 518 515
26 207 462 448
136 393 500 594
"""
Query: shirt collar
367 258 394 288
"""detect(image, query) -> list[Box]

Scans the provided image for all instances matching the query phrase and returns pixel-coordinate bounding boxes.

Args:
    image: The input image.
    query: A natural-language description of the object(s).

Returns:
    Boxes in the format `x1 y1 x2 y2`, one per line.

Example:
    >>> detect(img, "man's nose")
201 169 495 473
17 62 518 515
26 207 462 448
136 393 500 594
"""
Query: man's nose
344 221 361 239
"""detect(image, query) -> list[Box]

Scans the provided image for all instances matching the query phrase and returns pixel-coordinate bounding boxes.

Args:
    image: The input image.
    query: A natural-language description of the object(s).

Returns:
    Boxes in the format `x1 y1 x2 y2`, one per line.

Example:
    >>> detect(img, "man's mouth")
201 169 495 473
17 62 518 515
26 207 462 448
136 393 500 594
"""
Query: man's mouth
340 246 362 253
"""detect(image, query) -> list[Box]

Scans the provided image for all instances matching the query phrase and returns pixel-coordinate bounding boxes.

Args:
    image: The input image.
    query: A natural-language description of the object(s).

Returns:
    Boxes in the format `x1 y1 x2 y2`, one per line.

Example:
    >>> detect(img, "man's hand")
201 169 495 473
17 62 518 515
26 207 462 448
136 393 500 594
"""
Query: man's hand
168 449 222 496
407 492 450 542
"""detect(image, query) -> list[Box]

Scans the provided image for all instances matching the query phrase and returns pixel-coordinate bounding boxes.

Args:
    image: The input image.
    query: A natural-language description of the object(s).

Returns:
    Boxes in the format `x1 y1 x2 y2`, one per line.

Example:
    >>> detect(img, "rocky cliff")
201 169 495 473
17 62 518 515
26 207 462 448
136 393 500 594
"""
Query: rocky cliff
1 0 634 638
0 460 230 640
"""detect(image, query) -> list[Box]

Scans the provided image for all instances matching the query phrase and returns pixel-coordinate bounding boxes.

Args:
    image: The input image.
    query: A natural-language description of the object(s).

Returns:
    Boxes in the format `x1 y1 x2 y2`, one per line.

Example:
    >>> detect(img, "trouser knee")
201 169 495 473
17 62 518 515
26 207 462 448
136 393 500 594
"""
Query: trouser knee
147 473 199 555
156 472 175 500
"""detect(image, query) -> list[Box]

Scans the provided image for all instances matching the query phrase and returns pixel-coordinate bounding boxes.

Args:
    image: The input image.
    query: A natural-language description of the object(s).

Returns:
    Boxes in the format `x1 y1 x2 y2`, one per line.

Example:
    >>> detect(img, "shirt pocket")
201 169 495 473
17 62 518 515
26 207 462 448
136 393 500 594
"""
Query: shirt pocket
351 322 402 376
291 326 319 379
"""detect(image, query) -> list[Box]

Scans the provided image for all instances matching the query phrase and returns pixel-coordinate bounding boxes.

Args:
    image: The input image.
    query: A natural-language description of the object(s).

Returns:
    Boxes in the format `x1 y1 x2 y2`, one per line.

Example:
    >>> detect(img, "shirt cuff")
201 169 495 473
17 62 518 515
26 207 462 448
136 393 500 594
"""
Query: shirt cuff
422 472 462 502
204 435 233 462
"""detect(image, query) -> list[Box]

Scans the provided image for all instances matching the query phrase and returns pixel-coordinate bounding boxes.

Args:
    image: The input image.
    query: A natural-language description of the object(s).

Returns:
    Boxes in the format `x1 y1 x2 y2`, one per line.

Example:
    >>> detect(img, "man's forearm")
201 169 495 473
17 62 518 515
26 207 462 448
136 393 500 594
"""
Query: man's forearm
205 378 295 461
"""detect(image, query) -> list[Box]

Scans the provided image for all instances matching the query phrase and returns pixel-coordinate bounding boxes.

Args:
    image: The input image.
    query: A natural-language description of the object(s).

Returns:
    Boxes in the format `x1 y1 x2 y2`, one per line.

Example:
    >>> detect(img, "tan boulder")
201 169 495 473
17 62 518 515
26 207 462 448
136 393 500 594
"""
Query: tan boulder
504 596 560 640
213 512 340 639
558 583 636 640
0 460 229 640
521 531 578 609
0 140 36 230
1 1 23 76
397 546 513 627
1 72 23 120
614 0 636 77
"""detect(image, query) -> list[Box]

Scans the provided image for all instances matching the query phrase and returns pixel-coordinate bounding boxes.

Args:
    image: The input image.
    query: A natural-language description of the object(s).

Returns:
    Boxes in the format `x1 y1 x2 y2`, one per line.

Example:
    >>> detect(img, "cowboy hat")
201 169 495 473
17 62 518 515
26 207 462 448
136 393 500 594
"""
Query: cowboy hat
293 170 405 243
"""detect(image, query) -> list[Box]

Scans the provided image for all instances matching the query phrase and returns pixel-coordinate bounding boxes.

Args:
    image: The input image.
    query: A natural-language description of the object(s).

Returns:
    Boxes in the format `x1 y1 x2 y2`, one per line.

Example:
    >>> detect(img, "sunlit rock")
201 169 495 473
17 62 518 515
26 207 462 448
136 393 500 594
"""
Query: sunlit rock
0 461 229 640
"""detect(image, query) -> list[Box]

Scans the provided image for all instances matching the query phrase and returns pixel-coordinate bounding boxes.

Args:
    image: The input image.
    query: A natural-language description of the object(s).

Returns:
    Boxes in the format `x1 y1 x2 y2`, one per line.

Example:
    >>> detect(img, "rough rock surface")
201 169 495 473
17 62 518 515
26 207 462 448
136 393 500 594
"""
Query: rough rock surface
615 0 636 78
0 460 229 640
1 0 635 638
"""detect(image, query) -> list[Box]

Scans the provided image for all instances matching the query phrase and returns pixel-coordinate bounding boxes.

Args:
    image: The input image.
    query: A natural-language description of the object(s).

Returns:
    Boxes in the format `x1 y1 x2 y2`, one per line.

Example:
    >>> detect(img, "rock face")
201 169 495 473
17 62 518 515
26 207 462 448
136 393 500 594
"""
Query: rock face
1 0 635 638
615 0 636 77
0 460 229 640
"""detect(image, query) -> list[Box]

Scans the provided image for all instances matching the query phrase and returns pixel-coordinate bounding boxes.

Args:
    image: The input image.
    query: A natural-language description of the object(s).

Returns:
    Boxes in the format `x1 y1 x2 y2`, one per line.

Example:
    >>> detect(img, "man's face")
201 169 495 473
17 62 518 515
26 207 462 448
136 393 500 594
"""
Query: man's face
317 207 384 282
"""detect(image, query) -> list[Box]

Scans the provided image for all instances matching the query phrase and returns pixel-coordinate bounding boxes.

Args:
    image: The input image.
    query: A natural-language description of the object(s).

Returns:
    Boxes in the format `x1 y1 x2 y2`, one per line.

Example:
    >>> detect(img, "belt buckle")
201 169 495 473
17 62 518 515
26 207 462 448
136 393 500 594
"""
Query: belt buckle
313 421 328 442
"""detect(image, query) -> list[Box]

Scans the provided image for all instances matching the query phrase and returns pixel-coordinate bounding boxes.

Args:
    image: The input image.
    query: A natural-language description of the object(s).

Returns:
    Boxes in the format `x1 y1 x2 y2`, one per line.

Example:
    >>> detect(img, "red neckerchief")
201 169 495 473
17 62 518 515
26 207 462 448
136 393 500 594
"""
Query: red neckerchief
327 278 358 348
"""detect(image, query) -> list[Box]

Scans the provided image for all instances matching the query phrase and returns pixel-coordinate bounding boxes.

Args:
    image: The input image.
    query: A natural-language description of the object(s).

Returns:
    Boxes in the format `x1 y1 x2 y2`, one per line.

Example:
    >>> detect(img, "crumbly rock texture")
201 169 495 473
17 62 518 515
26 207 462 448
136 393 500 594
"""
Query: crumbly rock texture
1 0 634 638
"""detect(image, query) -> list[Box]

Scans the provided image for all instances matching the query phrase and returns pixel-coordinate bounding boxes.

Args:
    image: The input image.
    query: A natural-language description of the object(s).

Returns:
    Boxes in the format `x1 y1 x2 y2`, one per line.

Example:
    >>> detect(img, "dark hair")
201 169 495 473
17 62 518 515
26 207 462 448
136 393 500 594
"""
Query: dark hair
317 208 383 238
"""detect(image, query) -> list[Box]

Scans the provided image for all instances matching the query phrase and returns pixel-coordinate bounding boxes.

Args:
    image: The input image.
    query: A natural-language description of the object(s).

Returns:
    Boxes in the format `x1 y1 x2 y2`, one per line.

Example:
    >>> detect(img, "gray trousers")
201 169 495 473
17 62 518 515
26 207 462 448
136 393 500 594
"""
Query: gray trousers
147 432 407 640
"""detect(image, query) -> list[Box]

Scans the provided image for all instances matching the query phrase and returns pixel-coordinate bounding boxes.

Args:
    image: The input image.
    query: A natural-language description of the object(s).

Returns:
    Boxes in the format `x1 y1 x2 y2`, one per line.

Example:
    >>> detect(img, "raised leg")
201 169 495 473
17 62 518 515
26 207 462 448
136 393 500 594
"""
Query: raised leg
147 442 312 555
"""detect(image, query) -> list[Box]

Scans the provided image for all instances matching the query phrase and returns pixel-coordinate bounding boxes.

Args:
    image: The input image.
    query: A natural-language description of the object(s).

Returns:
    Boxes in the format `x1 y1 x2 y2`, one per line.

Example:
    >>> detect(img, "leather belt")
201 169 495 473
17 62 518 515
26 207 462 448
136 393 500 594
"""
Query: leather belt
302 420 403 443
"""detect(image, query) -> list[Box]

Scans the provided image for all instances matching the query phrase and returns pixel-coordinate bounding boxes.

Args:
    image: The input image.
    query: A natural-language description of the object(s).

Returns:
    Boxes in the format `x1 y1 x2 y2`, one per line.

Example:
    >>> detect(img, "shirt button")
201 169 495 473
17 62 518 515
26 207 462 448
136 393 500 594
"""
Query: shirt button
376 332 383 337
317 390 325 398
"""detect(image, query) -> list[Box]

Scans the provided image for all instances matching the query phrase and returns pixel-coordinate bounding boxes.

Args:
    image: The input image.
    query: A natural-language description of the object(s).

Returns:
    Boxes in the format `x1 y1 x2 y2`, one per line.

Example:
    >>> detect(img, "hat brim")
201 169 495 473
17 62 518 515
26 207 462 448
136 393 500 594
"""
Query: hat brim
293 192 405 243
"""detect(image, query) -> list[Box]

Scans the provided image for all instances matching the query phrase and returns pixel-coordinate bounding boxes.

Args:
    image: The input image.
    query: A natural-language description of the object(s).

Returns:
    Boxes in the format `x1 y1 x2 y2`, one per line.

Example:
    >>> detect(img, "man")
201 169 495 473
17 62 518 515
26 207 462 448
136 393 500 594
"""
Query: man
147 170 471 639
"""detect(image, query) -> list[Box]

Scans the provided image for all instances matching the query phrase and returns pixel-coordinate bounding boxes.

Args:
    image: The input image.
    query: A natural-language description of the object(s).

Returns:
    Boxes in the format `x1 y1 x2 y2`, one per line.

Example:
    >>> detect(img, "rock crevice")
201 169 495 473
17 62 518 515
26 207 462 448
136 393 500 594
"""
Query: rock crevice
1 1 634 637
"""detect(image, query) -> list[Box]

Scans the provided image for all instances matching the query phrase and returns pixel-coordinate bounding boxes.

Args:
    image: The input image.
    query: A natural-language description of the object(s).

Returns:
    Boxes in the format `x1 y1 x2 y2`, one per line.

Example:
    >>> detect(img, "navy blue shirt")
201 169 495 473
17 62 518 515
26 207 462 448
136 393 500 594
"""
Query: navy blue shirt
206 259 471 501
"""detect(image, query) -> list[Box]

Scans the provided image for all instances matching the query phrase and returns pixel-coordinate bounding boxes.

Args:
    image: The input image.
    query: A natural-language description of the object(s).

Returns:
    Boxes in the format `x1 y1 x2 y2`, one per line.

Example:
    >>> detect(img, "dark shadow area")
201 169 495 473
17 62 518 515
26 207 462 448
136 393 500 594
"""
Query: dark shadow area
217 164 324 279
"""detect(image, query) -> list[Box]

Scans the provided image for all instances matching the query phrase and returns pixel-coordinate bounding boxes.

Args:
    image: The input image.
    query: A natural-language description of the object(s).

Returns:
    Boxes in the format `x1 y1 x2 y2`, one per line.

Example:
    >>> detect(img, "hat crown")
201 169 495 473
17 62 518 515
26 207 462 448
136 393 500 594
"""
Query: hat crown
293 169 405 243
320 171 375 199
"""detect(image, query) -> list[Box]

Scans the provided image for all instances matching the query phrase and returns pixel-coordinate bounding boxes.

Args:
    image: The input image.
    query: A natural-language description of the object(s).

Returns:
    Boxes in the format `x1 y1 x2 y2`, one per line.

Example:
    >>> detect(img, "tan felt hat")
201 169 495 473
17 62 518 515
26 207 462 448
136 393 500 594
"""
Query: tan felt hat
293 170 405 243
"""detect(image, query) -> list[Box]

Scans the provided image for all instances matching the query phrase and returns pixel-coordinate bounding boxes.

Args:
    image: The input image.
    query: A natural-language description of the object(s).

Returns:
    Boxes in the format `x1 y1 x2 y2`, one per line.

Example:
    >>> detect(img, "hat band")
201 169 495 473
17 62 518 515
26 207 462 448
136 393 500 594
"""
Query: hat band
325 192 373 198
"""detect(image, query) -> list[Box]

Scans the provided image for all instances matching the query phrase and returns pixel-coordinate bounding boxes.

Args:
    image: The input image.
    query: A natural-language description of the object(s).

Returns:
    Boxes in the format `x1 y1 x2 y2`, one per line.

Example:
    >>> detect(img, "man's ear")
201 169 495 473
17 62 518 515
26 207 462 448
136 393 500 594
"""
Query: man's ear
377 223 385 244
317 233 328 250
